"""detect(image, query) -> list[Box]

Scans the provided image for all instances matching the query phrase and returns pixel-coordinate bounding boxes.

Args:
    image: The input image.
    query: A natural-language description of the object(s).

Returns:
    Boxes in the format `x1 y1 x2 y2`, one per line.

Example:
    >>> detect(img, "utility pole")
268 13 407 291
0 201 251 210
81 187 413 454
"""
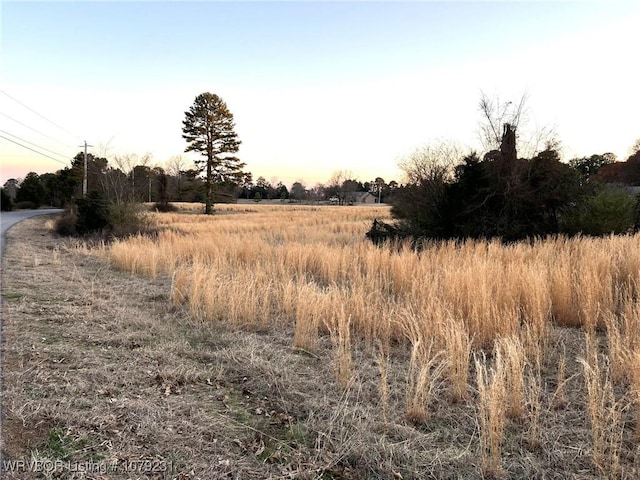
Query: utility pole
79 140 92 196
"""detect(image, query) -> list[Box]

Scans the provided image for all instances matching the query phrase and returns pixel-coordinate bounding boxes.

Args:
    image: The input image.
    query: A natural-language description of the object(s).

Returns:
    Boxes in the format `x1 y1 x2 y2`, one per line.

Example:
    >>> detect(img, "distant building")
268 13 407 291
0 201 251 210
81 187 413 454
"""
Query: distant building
349 192 377 205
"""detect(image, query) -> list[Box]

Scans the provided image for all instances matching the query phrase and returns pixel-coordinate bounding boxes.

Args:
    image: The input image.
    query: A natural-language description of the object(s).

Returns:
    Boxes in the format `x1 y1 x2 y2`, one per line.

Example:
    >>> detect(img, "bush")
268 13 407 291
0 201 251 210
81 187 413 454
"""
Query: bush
151 202 178 212
13 201 38 210
75 192 110 235
55 208 78 236
560 187 636 236
1 188 13 211
55 198 155 239
109 202 154 238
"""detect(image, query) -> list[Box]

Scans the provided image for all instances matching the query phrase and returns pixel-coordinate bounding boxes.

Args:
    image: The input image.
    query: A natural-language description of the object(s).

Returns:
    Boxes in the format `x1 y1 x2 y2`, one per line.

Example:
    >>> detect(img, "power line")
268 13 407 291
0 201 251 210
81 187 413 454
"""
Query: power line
0 111 77 150
0 129 70 160
0 134 69 166
0 89 81 142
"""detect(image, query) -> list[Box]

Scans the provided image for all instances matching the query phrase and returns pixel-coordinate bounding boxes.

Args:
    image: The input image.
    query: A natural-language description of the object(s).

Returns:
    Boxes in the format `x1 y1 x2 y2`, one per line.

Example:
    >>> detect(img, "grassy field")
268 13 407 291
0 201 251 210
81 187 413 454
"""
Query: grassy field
2 205 640 479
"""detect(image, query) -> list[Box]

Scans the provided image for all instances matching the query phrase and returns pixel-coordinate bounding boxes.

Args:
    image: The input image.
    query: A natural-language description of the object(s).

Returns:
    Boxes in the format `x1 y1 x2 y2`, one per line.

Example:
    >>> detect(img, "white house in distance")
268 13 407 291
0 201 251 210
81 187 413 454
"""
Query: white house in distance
351 192 378 204
329 192 379 205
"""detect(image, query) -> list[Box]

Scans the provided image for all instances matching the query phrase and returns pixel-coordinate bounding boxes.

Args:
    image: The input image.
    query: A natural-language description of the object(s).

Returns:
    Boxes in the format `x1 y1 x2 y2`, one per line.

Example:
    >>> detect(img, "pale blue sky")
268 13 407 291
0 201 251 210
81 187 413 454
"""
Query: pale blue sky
1 1 639 186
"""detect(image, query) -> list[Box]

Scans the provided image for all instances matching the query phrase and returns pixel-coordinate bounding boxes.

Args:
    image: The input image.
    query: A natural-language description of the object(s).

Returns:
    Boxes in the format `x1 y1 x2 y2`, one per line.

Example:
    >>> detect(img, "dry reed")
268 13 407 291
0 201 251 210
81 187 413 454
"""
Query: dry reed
628 351 640 441
580 333 624 478
496 336 526 421
326 306 354 388
106 207 640 354
404 339 447 424
102 205 640 475
475 351 507 478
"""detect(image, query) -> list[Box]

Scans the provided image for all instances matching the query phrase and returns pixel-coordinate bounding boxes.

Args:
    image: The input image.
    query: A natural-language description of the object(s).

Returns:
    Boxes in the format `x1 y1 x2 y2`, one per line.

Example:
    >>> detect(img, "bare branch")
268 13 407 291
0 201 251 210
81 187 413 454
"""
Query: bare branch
398 139 463 185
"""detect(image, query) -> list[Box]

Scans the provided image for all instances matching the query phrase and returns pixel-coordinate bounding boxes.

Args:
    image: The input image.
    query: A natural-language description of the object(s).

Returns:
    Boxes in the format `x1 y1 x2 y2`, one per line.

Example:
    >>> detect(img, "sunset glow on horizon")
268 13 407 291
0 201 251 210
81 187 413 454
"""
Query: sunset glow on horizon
2 1 638 188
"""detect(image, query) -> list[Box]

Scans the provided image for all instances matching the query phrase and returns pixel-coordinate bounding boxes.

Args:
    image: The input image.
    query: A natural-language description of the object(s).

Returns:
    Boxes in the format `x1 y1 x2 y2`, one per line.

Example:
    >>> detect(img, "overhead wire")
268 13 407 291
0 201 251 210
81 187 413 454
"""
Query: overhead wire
0 129 71 160
0 111 77 150
0 134 70 166
0 89 84 170
0 89 81 142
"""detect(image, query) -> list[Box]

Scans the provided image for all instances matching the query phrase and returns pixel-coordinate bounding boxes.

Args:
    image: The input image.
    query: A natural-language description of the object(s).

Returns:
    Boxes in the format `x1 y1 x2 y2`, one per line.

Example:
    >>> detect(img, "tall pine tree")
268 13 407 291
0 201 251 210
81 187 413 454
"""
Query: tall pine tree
182 92 243 214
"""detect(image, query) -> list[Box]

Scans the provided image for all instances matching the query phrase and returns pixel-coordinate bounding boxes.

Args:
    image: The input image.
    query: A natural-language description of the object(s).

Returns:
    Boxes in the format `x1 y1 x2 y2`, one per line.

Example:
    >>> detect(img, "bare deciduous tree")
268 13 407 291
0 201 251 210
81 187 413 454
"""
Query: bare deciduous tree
478 92 527 151
166 155 189 199
398 139 463 186
478 91 559 158
327 170 357 205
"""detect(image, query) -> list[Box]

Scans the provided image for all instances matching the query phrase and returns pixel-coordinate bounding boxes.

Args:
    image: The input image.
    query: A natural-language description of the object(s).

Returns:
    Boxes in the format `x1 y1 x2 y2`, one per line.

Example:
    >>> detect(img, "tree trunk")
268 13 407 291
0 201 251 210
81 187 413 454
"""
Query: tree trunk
205 155 213 215
501 124 517 163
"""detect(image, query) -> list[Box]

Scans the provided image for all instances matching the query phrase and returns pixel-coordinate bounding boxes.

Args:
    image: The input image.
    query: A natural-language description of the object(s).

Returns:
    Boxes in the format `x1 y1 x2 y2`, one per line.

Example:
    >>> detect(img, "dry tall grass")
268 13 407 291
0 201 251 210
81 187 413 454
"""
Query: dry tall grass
496 336 526 421
108 207 640 353
580 333 625 478
475 351 507 478
402 313 448 423
103 204 640 476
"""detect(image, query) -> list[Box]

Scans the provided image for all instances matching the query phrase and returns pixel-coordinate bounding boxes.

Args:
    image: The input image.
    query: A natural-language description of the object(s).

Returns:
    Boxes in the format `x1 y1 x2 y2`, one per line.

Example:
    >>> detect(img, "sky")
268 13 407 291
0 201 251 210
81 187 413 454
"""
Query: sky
1 1 639 188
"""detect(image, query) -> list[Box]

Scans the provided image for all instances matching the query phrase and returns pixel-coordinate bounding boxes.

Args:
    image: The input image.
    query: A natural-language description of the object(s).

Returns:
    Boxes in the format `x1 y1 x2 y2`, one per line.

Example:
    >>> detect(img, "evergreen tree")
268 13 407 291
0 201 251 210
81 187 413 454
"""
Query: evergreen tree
182 92 244 214
16 172 46 207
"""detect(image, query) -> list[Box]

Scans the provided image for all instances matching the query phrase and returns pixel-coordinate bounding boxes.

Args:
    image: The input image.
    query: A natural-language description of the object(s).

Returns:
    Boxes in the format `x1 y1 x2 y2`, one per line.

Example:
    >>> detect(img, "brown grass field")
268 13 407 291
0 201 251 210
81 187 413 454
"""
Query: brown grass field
1 204 640 479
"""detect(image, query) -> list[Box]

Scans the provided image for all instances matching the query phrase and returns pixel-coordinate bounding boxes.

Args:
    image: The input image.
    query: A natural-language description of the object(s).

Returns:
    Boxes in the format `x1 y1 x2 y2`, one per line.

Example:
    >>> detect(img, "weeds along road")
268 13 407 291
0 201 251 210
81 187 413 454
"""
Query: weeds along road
0 209 61 469
0 209 62 256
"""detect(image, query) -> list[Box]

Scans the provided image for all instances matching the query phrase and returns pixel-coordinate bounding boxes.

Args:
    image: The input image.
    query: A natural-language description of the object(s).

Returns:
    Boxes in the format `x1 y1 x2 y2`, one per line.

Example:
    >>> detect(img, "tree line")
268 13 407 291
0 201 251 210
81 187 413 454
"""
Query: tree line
370 126 640 243
3 90 638 244
1 92 399 213
0 157 398 212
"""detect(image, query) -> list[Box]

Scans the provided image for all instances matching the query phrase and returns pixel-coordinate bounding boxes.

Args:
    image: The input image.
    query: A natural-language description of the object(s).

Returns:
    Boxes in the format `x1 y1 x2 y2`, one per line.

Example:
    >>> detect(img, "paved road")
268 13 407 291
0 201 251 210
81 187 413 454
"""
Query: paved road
1 209 63 256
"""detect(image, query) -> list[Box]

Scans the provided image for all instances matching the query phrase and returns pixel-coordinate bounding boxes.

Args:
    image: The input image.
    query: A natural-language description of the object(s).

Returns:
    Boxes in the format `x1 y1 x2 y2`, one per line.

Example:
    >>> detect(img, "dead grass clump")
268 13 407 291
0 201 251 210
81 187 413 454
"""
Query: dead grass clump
292 283 324 353
628 351 640 441
325 307 354 388
496 336 526 421
440 315 472 402
525 369 543 450
404 341 447 424
605 312 629 385
376 341 390 424
552 348 568 410
475 351 507 478
579 333 625 478
400 310 448 424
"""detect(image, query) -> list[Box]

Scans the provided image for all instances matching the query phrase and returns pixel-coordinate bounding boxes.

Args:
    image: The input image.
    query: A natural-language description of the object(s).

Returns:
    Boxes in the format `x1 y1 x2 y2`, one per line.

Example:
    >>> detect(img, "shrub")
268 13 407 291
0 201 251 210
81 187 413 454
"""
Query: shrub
56 197 155 239
1 188 13 211
151 202 178 212
54 208 77 236
75 192 110 235
560 186 636 236
109 202 154 238
13 201 38 210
